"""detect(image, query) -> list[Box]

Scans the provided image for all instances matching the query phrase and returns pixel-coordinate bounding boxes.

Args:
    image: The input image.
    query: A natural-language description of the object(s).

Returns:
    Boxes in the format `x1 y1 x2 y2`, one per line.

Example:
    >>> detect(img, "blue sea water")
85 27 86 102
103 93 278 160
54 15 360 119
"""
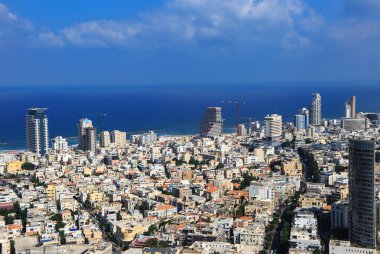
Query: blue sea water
1 81 380 150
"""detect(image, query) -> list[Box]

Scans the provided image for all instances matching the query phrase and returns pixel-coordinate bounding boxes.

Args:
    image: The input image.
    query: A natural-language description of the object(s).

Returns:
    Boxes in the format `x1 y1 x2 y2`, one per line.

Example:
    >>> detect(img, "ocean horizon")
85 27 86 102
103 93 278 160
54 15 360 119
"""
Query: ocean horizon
1 81 380 151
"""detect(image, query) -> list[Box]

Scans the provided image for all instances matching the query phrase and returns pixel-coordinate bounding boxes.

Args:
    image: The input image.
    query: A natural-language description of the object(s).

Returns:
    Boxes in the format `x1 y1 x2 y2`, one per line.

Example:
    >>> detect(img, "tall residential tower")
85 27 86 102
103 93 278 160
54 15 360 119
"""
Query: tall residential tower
77 118 93 150
25 108 49 156
349 139 376 249
310 93 321 126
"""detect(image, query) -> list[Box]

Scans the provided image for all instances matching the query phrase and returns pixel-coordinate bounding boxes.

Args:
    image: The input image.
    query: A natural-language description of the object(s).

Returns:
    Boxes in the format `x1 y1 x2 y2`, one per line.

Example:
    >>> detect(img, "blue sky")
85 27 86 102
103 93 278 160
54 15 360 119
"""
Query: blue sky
0 0 380 85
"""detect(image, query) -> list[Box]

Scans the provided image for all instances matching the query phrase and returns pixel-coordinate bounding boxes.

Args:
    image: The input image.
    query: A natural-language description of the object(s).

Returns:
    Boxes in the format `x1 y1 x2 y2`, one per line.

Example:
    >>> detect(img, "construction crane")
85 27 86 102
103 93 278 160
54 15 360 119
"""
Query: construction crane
220 99 246 134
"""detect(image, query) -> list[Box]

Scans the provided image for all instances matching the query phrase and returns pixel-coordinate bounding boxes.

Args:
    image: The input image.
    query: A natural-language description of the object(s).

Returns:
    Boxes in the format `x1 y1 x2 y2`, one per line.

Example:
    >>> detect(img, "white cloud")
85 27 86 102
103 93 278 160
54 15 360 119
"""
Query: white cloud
33 0 322 50
0 3 33 46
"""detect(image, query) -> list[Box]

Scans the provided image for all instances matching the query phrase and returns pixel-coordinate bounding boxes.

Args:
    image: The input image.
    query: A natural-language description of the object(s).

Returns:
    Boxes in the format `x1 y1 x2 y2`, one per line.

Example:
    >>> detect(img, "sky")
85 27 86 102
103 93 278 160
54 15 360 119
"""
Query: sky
0 0 380 86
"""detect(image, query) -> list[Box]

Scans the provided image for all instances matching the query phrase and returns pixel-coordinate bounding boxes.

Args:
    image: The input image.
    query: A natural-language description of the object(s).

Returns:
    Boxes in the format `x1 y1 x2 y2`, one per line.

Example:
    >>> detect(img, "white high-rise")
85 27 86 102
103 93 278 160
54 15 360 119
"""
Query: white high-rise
99 131 111 148
310 93 321 126
25 108 49 156
264 114 282 138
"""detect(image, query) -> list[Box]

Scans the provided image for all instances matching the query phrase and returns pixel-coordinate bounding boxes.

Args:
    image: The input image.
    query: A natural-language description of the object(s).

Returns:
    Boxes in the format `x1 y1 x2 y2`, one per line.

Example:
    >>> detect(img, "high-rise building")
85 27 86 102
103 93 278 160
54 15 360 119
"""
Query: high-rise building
264 114 282 138
294 114 306 131
77 118 93 150
111 130 127 146
25 108 49 156
237 124 247 137
345 96 356 118
84 127 96 153
310 93 321 126
99 131 111 148
200 107 223 137
52 136 68 151
349 139 376 249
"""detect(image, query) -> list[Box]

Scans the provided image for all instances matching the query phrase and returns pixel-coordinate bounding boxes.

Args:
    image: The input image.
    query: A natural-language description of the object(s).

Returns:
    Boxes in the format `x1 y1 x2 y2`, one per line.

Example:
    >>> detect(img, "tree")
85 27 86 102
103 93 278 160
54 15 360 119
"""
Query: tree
59 230 66 245
159 241 169 248
189 157 200 167
216 163 224 169
144 224 158 236
138 201 150 215
145 238 159 247
21 162 35 170
281 140 292 148
10 240 15 254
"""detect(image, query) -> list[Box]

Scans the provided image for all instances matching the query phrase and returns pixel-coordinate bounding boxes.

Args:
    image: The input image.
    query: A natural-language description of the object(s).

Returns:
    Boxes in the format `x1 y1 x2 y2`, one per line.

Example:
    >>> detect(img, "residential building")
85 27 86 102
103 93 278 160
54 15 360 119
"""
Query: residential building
264 114 282 138
237 124 247 137
99 131 111 148
310 93 321 126
111 130 126 146
77 118 93 151
25 108 49 156
52 136 68 151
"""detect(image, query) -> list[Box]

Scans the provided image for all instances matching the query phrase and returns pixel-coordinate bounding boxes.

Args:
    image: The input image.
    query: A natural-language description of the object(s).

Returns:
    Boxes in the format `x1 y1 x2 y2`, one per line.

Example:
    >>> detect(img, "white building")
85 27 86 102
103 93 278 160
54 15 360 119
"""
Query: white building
264 114 282 138
52 136 68 151
329 240 376 254
99 131 111 148
111 130 126 147
289 210 321 251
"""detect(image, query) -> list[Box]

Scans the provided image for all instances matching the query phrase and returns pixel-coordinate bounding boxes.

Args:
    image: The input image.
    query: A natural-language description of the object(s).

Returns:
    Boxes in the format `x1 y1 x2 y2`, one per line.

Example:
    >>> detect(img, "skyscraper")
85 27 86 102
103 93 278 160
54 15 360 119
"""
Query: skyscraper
77 118 93 150
349 139 376 249
310 93 321 126
25 108 49 156
294 114 306 131
84 127 96 153
200 107 223 137
345 96 356 118
264 114 282 138
99 131 111 148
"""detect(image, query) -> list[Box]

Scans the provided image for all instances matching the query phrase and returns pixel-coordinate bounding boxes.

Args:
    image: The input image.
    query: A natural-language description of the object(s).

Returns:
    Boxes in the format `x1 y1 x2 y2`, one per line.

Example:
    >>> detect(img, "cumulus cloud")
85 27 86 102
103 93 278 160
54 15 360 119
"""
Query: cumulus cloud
33 0 323 50
0 3 33 46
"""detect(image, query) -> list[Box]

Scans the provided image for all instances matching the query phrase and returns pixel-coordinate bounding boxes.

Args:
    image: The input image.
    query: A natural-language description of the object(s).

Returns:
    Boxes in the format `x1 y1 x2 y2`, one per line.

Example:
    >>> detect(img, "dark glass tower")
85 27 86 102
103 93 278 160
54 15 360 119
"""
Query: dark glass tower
349 139 376 249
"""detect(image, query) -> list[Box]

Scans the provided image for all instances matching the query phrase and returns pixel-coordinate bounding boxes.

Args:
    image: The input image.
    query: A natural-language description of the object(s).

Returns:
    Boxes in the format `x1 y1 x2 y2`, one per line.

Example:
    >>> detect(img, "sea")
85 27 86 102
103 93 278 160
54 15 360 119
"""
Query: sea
1 81 380 151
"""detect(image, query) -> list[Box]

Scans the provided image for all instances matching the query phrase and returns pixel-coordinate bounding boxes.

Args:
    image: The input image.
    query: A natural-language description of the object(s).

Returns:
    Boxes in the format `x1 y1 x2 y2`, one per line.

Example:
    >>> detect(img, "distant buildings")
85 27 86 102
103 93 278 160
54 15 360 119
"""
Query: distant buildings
99 131 111 148
77 118 93 151
200 107 223 138
52 136 68 151
25 108 49 156
349 139 376 249
264 114 282 138
345 96 356 118
310 93 321 126
294 108 309 131
237 124 247 137
111 130 127 147
341 118 367 132
131 131 157 146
